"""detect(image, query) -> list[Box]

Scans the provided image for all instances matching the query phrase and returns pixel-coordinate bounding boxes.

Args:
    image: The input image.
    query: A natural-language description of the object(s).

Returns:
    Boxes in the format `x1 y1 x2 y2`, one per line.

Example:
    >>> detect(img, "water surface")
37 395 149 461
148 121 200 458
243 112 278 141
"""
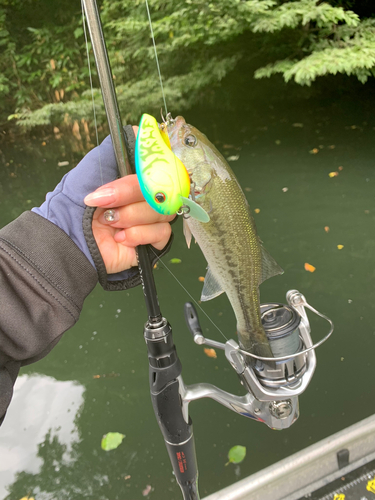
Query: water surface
0 90 375 499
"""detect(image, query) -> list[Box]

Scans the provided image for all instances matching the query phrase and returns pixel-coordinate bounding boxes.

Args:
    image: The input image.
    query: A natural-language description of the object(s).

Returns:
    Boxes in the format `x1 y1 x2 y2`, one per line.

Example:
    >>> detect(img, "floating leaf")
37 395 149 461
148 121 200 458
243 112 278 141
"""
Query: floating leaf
142 485 152 496
101 432 125 451
254 208 260 214
304 263 316 273
170 258 182 264
226 445 246 465
309 148 319 154
204 348 217 359
337 245 344 250
19 497 35 500
198 276 205 282
329 171 339 177
338 166 343 171
324 226 330 233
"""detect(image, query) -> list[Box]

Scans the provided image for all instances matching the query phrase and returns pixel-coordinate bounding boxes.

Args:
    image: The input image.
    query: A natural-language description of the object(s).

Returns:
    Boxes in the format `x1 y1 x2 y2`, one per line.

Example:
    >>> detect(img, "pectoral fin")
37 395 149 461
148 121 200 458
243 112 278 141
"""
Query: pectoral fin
181 197 210 223
201 266 225 301
260 244 284 284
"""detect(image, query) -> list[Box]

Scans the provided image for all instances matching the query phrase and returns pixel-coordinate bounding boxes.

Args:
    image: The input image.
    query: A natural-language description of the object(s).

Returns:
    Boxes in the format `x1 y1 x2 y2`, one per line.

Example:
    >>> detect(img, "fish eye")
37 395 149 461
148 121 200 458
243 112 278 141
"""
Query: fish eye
155 192 166 204
184 134 197 147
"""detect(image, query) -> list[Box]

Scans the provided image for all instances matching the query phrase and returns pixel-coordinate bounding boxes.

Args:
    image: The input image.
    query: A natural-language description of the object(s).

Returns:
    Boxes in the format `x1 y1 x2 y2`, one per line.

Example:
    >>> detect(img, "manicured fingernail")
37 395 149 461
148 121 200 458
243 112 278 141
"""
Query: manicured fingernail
103 209 118 223
84 188 116 205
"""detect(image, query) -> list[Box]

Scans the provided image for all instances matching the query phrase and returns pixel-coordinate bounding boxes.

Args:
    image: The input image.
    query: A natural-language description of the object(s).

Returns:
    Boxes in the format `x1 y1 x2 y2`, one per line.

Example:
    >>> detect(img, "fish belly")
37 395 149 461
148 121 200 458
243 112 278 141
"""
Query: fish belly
186 179 272 357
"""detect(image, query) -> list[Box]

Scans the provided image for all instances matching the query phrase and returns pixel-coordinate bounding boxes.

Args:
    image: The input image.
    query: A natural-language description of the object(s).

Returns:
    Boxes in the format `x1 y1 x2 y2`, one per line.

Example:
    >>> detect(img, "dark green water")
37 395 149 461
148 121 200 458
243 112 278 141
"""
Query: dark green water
1 88 375 500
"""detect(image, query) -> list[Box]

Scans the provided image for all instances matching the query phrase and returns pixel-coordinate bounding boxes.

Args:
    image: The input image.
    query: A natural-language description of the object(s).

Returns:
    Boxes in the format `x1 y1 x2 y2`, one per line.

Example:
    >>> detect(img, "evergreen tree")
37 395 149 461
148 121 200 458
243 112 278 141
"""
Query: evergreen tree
0 0 374 133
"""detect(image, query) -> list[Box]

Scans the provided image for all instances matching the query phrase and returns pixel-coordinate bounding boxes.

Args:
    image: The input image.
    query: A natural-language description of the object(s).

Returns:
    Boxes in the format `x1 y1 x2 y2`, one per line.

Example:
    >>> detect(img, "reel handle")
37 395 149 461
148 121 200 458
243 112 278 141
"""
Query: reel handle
184 302 203 338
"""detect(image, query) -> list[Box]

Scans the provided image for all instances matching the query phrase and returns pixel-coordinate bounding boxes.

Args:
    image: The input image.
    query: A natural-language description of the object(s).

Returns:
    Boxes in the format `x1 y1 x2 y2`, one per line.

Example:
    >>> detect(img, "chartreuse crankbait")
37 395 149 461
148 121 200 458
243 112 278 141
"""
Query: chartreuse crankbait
135 113 210 222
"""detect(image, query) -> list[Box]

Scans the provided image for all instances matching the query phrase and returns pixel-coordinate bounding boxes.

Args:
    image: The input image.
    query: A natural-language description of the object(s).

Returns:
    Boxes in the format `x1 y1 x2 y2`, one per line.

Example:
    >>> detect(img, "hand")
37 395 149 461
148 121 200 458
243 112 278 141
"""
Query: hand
84 174 175 274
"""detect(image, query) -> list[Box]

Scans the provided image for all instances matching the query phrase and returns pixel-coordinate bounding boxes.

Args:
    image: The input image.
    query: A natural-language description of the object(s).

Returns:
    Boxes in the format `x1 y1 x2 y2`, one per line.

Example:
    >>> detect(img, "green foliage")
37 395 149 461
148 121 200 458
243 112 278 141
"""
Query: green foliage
1 0 374 133
251 0 359 32
254 1 375 85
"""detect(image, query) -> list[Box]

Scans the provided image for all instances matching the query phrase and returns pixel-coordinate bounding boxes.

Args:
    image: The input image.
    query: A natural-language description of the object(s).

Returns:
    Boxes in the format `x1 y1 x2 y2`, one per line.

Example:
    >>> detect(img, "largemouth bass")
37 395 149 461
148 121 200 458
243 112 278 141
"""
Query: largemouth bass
167 116 283 358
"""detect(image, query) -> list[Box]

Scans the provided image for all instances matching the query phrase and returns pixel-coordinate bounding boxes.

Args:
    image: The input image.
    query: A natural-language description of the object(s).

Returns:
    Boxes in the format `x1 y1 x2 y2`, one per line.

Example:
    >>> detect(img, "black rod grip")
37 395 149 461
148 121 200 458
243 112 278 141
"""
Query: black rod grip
146 321 200 499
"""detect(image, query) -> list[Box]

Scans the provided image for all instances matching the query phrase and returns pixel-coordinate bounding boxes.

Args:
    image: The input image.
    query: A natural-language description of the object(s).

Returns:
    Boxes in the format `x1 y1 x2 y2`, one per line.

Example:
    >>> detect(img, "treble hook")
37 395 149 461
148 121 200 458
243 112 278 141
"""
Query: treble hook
160 107 166 125
160 109 175 126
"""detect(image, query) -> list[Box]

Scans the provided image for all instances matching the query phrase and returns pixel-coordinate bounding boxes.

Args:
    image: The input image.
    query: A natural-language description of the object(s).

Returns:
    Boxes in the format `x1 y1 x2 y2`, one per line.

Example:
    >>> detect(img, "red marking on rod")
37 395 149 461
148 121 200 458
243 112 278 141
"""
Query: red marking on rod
176 451 185 473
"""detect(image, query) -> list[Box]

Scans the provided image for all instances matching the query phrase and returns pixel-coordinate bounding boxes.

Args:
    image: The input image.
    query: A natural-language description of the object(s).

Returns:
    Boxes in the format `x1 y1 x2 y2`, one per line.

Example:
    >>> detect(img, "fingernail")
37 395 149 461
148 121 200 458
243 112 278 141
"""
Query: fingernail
84 188 116 205
103 209 119 223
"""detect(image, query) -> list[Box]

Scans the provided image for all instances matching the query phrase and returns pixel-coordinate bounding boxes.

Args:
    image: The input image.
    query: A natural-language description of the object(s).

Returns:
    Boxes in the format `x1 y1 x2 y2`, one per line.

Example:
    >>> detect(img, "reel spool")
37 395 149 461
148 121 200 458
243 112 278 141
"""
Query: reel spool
253 303 307 389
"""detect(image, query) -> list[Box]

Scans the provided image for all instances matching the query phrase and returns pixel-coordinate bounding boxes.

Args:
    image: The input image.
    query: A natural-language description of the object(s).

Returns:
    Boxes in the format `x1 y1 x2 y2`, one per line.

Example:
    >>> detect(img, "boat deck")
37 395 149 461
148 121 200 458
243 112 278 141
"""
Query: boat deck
203 414 375 500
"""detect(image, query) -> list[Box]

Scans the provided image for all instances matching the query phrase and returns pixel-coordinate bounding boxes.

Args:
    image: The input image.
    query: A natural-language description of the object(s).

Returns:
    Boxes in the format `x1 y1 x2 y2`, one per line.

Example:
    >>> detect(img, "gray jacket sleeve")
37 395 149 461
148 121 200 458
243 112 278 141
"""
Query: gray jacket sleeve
0 211 98 424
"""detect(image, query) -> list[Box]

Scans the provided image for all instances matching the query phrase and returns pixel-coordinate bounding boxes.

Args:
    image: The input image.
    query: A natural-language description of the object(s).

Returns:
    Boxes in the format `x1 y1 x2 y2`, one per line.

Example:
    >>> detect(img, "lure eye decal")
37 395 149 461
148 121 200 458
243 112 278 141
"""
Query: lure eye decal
155 192 166 204
185 134 197 147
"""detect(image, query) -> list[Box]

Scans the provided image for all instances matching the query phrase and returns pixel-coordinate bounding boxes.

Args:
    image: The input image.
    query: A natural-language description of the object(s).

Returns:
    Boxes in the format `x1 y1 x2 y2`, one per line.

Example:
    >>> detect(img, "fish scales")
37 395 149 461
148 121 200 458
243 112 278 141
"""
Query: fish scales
167 116 283 357
188 171 265 353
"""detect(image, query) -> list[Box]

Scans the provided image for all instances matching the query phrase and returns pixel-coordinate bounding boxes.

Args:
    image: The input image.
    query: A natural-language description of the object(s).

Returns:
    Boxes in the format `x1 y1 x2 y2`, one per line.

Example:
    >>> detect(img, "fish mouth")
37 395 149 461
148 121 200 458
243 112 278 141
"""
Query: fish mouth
166 115 187 142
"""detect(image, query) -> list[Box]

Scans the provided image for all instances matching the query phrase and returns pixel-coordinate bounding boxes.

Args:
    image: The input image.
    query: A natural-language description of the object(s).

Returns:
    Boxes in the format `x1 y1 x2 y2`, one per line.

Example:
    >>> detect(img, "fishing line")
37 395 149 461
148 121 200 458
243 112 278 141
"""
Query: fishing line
144 2 228 342
145 0 168 118
81 0 103 186
83 0 227 343
144 1 188 226
149 247 229 343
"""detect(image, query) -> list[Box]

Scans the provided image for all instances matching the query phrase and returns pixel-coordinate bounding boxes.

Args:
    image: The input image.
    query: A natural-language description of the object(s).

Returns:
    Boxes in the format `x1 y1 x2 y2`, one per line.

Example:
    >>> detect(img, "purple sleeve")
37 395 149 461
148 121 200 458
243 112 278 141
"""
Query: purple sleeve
32 135 117 269
32 135 138 281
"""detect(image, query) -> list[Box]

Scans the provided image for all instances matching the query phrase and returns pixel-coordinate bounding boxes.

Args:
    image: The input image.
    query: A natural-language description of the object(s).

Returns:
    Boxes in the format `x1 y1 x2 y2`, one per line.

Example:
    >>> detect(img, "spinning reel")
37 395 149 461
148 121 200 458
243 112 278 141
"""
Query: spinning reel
182 290 334 430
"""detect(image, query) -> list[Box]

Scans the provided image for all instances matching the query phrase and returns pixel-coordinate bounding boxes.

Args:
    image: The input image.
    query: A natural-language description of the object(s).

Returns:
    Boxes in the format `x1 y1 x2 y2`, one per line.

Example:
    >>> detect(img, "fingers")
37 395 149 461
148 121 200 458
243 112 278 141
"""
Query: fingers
84 173 144 207
97 202 175 228
85 126 140 208
114 222 172 251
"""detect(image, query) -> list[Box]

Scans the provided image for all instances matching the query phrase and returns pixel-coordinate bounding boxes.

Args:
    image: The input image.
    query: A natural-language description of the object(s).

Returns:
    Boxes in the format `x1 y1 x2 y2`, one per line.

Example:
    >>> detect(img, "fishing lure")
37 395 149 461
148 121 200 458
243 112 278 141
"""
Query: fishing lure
135 113 210 222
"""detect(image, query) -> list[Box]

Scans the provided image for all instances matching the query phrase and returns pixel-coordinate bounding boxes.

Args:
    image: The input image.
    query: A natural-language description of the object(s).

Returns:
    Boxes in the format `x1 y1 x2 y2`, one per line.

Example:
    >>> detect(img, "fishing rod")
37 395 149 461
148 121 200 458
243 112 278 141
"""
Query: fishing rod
81 1 199 498
81 1 334 498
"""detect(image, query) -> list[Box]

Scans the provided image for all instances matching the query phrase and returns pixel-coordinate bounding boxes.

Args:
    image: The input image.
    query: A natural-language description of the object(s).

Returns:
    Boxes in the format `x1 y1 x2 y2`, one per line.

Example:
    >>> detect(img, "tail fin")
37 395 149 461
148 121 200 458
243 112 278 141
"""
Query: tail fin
238 329 273 359
252 342 273 359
